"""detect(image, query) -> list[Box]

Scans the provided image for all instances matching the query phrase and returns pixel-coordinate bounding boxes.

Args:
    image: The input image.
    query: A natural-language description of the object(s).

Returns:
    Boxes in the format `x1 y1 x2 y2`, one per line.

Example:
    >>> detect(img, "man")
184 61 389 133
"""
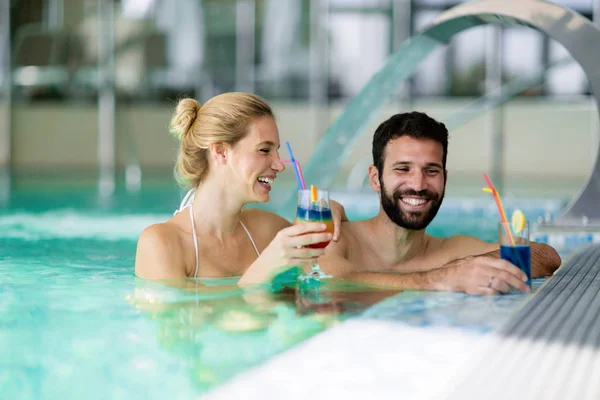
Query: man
320 112 562 295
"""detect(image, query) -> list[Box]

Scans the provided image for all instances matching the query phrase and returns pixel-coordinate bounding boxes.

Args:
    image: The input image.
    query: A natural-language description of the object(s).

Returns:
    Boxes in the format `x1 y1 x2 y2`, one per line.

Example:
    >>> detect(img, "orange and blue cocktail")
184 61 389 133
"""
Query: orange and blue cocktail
294 203 334 248
294 187 333 280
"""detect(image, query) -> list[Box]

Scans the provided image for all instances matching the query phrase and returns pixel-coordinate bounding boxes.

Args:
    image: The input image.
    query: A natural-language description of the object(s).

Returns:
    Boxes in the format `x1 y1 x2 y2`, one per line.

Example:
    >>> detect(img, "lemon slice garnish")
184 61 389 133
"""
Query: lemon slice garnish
511 209 526 234
310 184 318 203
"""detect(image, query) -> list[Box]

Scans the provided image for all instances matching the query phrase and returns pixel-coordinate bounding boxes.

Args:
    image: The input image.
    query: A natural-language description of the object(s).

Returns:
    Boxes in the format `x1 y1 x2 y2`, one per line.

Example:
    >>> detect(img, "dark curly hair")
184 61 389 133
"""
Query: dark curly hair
372 111 449 174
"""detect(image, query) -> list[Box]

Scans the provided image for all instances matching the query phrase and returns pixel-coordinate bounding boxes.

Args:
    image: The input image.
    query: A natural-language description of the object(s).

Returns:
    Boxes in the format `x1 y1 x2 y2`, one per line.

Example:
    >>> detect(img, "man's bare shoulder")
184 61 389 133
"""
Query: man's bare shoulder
319 221 363 276
324 221 353 257
341 220 370 242
385 234 498 273
340 219 370 237
326 220 369 259
439 234 496 249
436 234 498 257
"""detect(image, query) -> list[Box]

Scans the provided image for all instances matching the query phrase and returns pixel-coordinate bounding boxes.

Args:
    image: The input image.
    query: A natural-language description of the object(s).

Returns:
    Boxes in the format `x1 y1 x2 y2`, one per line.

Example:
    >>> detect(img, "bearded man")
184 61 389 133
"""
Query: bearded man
319 112 561 295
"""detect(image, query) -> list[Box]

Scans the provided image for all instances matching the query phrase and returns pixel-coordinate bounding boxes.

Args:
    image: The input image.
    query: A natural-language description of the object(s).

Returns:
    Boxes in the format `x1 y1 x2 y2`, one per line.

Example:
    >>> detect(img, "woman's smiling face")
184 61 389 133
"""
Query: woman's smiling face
227 116 285 203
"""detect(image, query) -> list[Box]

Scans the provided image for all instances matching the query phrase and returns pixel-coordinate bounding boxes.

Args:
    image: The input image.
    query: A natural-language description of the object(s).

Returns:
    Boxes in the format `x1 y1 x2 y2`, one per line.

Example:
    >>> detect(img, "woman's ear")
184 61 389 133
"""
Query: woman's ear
368 165 381 193
209 143 230 165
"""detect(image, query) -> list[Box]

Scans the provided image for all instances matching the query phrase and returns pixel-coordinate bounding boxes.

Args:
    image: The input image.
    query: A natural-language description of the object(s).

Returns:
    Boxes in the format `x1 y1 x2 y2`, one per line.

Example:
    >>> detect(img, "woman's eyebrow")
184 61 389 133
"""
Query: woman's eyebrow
257 141 280 149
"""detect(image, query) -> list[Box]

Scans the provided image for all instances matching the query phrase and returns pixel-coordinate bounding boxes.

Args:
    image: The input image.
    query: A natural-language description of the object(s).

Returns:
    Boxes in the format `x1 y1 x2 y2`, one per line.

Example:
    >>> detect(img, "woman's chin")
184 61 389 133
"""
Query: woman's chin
248 191 270 203
251 184 272 203
257 194 270 203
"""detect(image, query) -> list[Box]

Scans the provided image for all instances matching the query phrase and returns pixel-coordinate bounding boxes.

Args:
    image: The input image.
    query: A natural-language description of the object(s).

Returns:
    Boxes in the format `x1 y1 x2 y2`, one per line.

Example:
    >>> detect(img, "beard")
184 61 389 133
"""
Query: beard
379 177 444 231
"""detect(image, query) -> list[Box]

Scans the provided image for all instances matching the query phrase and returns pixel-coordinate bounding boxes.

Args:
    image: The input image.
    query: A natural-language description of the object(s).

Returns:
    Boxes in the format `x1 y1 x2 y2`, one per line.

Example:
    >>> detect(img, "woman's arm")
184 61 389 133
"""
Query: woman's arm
238 222 332 284
237 209 333 285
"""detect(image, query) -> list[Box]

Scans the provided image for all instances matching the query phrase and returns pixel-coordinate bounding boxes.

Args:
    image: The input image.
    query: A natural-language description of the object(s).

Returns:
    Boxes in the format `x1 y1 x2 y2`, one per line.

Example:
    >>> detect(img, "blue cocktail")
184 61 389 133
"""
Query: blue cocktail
500 244 531 286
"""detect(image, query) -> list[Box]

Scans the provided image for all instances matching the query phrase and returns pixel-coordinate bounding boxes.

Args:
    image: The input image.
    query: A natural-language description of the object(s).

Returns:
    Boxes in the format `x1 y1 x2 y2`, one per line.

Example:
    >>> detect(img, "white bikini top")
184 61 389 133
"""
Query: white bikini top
174 189 260 278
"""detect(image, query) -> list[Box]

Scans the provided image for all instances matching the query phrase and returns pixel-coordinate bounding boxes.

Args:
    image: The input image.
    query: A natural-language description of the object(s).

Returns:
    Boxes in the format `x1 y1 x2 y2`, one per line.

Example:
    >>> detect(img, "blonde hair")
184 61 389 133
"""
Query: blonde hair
169 92 274 188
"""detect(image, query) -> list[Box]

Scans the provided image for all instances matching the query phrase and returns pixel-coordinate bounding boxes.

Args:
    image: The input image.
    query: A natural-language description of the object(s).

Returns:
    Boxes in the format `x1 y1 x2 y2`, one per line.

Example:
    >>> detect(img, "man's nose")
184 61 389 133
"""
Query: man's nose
407 171 426 191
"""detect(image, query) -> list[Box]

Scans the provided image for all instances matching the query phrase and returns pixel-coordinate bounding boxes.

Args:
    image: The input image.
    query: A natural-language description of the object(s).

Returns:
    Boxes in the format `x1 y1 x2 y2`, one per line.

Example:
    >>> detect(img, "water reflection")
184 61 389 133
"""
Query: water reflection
127 278 400 393
294 279 402 316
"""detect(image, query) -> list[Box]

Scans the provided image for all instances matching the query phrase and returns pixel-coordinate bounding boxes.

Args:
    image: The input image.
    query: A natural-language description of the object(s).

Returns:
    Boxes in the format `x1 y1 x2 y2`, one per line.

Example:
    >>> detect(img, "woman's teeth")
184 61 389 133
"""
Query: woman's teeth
257 177 273 185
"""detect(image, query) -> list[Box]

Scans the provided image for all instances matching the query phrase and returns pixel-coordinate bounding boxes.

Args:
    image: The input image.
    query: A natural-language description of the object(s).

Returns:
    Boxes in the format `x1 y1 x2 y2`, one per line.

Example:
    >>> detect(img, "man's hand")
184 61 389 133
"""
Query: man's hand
428 255 531 295
329 200 348 242
440 235 562 279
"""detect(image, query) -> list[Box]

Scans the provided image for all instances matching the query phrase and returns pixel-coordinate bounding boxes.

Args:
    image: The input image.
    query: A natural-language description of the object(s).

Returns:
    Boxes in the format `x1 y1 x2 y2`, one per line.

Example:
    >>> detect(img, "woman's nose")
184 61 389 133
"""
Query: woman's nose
272 157 285 172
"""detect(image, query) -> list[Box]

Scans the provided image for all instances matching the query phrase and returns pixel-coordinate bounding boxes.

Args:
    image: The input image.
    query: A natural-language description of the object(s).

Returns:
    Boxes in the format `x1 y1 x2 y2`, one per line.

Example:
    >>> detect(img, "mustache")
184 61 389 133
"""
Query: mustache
392 189 439 202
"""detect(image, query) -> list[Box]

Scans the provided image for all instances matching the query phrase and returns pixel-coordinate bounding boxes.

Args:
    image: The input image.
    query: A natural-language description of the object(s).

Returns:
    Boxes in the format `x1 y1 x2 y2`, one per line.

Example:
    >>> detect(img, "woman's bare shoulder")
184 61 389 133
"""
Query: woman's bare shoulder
138 222 180 245
241 208 291 232
135 222 187 279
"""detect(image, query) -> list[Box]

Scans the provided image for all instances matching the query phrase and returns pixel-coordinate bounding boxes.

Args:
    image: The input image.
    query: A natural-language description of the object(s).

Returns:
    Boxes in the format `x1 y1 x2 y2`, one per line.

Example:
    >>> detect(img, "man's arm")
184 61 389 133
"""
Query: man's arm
318 251 432 289
320 252 529 294
319 236 529 294
440 235 562 278
479 243 561 278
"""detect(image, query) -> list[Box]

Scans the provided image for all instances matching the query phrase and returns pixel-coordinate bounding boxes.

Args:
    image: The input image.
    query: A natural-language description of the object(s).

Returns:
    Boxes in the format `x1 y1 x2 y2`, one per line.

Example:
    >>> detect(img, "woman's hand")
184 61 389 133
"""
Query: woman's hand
329 199 348 242
238 222 332 284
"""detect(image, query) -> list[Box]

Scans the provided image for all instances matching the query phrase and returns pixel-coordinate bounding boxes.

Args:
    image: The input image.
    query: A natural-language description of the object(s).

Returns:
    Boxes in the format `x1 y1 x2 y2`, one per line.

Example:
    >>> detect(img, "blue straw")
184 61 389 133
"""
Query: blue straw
285 141 305 190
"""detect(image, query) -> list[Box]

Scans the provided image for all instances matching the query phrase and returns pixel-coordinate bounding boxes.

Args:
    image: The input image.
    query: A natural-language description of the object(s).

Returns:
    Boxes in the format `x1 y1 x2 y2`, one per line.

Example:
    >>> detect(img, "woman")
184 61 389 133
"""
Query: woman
135 92 345 284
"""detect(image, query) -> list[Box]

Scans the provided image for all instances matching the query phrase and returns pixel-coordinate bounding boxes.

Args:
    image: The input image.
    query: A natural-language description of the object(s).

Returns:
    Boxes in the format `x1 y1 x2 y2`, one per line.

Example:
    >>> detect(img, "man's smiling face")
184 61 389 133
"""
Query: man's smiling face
377 136 446 231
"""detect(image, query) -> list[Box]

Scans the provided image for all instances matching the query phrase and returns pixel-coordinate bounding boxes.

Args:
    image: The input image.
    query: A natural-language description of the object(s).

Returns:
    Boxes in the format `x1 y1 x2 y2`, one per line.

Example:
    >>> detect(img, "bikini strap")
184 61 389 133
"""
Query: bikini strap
240 221 260 257
174 188 196 215
189 203 200 278
180 188 256 277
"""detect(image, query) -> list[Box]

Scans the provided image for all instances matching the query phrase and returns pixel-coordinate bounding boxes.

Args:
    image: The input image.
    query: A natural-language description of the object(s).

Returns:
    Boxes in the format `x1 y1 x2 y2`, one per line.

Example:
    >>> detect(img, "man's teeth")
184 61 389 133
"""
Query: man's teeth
257 177 273 185
402 198 427 206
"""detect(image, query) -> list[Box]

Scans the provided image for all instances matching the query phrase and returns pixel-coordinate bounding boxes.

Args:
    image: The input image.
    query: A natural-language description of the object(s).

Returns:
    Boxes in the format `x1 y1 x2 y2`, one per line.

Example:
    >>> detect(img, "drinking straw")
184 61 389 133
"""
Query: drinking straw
482 173 515 246
285 141 306 190
295 160 307 191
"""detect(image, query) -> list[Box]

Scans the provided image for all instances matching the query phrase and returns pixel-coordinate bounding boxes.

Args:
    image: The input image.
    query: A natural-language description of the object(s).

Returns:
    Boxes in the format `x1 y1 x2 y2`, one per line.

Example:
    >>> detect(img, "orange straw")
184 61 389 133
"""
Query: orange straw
482 173 515 246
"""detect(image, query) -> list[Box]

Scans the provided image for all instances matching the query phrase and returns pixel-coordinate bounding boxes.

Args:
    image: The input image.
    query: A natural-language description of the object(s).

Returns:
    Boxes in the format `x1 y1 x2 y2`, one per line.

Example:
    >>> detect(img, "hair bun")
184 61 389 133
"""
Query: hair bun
170 98 202 140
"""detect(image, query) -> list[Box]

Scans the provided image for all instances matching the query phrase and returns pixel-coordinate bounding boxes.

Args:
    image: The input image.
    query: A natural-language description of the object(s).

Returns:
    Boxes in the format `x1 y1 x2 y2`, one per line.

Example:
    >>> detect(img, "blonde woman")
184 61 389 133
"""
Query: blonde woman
135 92 346 284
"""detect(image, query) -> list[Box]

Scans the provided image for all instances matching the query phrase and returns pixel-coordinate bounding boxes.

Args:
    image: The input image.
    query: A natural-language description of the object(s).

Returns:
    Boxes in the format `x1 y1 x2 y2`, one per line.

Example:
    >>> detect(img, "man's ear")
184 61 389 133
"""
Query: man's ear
368 165 381 193
209 143 230 165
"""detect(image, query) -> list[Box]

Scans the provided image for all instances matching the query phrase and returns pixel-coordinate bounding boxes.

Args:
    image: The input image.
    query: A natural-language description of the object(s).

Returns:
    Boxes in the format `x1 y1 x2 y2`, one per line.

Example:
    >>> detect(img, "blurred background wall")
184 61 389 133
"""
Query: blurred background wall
0 0 598 193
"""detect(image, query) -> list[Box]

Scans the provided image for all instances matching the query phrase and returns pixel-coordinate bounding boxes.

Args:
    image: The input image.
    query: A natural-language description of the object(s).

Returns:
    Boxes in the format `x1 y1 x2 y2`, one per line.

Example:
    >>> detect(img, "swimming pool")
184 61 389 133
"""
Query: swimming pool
0 180 573 398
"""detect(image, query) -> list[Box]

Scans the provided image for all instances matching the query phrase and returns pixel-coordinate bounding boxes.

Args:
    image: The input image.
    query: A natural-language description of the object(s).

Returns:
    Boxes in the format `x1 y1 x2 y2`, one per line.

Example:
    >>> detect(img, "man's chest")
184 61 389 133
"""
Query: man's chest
348 234 448 273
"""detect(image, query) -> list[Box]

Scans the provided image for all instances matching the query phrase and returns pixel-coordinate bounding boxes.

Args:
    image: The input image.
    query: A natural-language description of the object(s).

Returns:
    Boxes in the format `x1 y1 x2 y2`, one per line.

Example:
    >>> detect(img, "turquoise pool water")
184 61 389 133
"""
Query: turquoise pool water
0 181 570 399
